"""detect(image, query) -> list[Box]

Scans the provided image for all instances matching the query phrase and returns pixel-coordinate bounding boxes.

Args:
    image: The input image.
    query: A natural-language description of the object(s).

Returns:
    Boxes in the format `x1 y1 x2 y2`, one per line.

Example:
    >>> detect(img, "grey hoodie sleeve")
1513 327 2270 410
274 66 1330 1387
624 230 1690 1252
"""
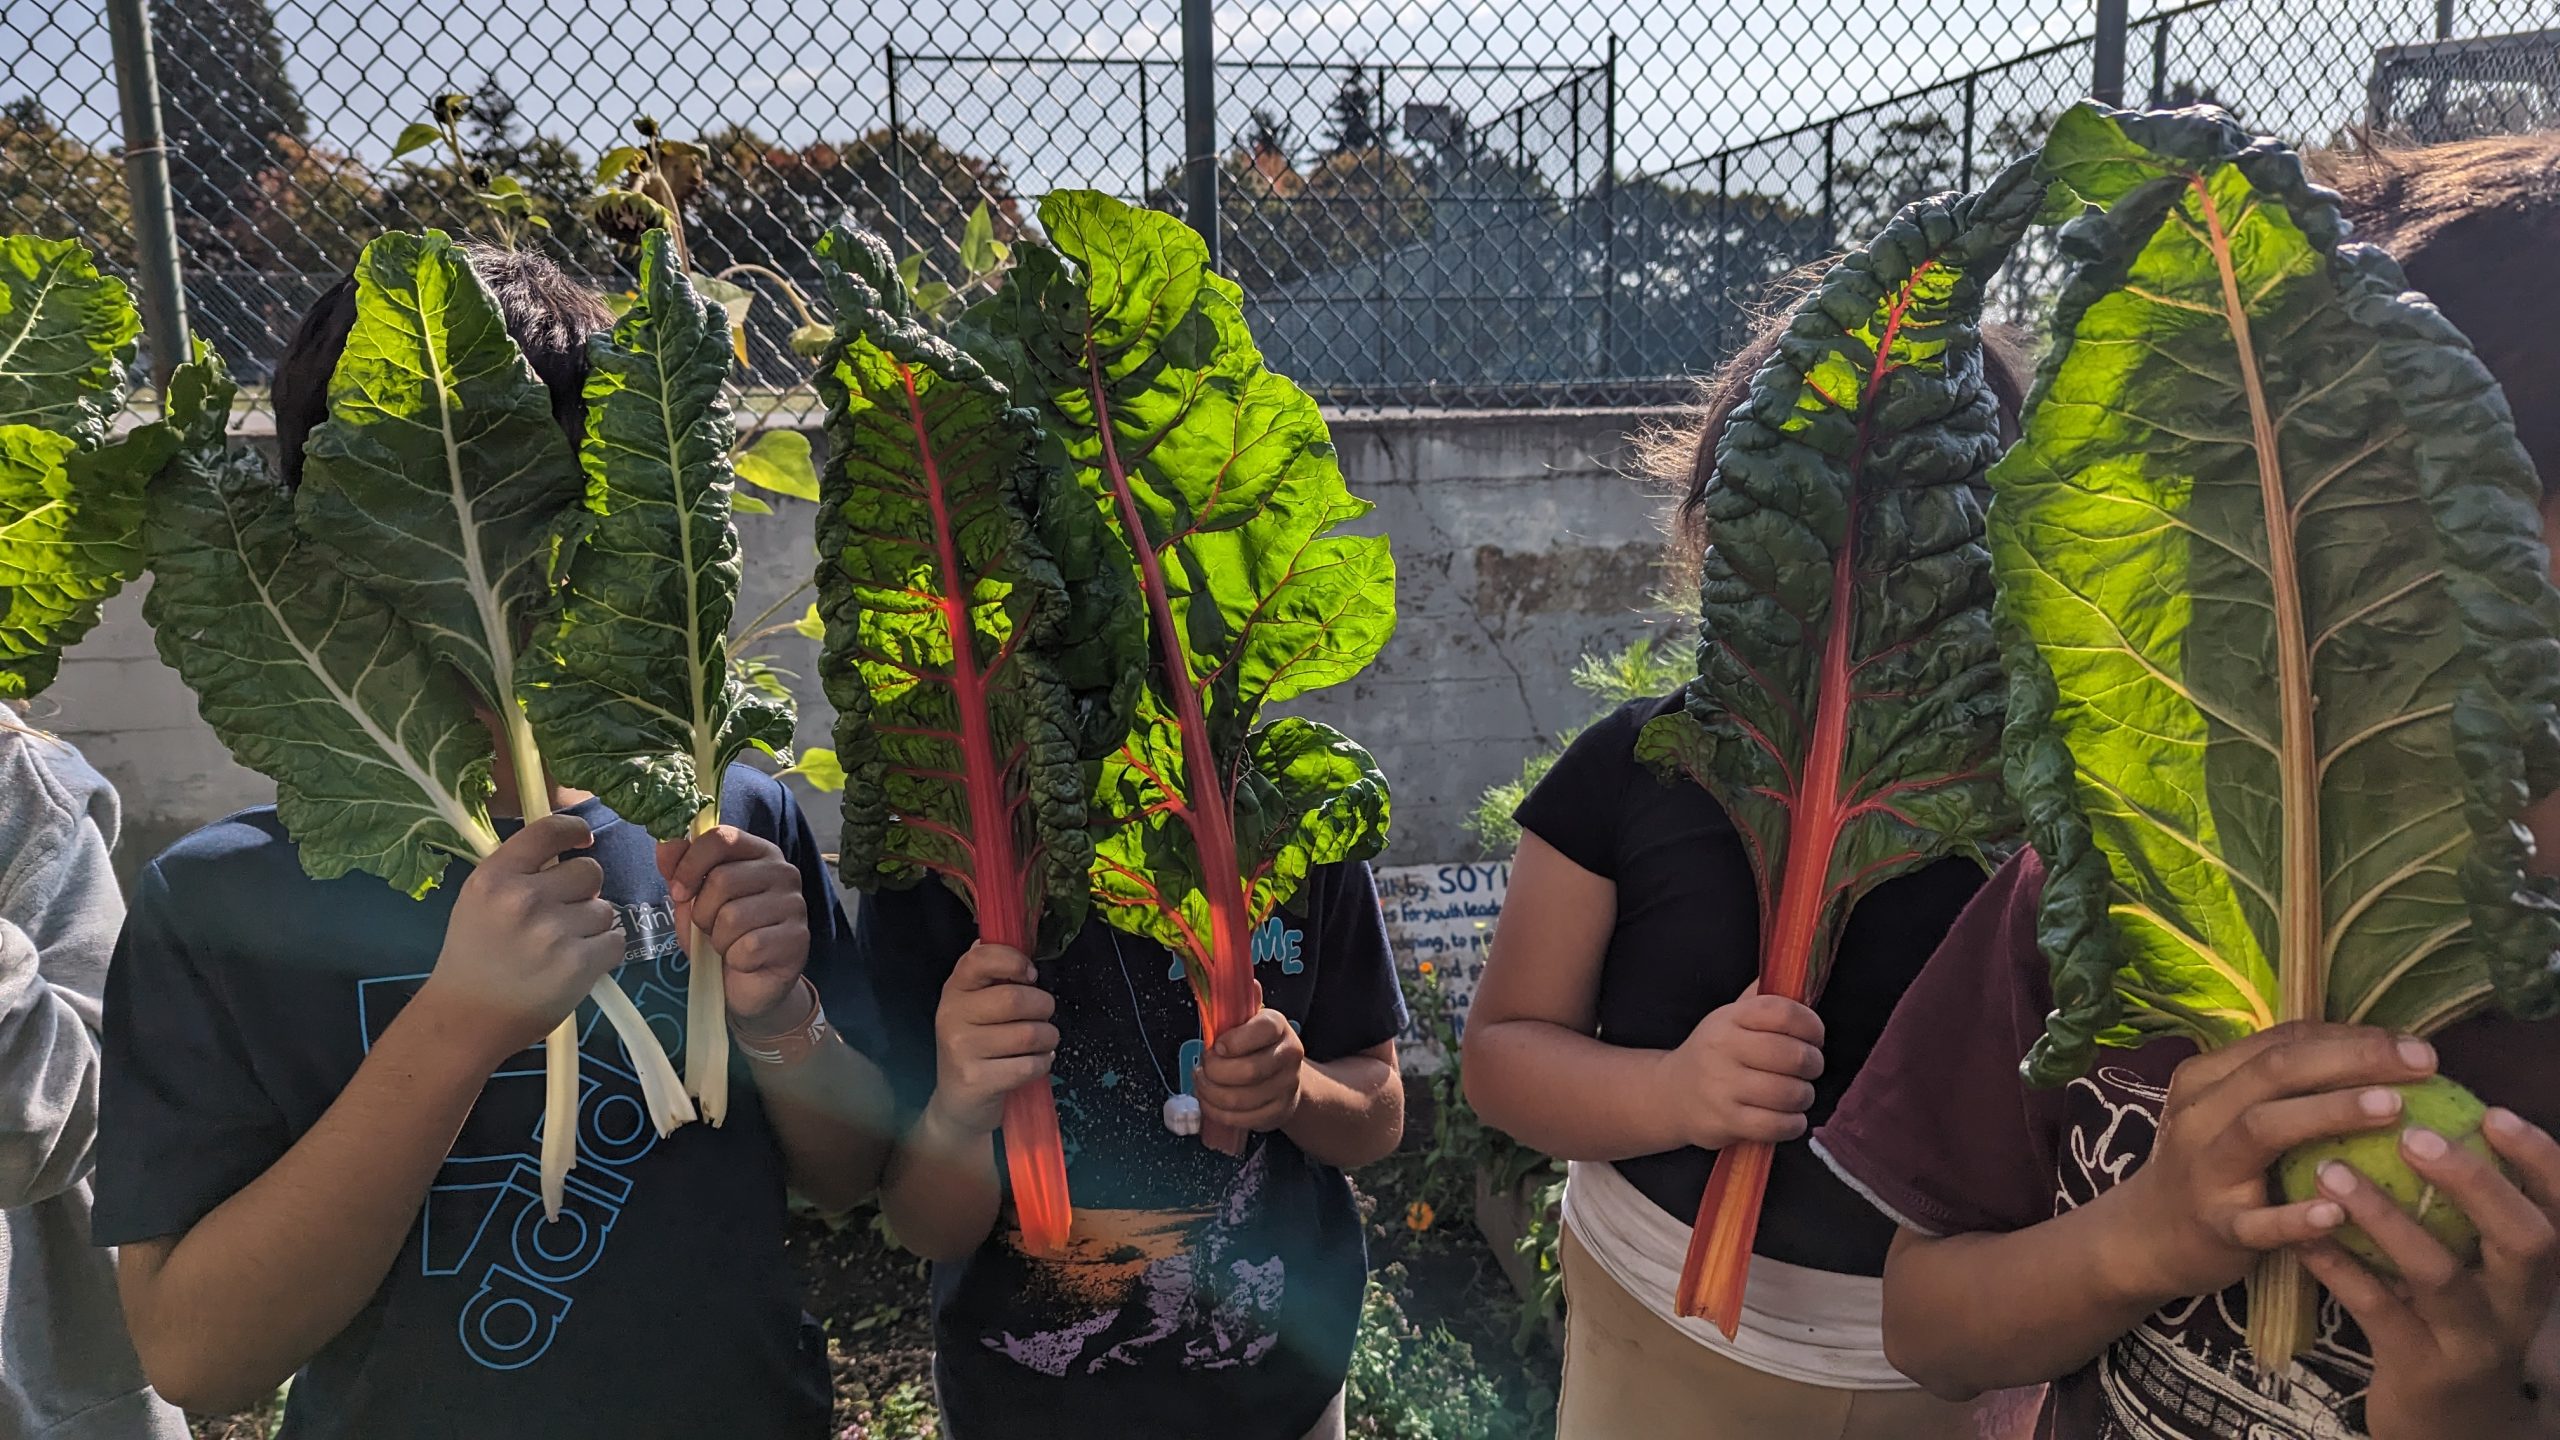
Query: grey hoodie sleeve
0 731 124 1209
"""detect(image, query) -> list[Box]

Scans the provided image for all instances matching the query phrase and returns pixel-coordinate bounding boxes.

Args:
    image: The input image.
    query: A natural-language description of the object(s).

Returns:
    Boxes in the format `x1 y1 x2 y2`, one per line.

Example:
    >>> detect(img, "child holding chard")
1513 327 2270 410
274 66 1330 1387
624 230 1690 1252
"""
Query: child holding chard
850 863 1406 1440
90 248 896 1438
1814 130 2560 1440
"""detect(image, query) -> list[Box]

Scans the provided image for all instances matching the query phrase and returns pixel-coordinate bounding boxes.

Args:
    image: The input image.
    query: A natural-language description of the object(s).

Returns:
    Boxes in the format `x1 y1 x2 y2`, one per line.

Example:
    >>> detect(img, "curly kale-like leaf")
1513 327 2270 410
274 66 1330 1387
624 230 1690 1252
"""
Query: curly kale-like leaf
1994 105 2560 1089
987 192 1396 1062
1637 158 2039 1007
143 350 500 897
0 234 137 445
296 232 584 730
814 222 1128 956
523 230 792 840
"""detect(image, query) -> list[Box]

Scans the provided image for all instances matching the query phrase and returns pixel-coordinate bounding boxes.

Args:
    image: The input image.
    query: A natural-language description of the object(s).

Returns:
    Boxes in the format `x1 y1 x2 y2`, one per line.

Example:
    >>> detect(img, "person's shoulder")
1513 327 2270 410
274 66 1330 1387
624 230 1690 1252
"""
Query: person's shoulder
1567 691 1686 765
143 807 302 896
715 762 804 840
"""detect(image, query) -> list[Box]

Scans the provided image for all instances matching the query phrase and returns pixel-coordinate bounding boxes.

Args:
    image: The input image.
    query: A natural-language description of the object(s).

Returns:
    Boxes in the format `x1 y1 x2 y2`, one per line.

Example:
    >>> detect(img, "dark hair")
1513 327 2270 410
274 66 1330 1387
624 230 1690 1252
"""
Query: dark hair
272 242 615 489
2316 131 2560 499
1637 283 2033 578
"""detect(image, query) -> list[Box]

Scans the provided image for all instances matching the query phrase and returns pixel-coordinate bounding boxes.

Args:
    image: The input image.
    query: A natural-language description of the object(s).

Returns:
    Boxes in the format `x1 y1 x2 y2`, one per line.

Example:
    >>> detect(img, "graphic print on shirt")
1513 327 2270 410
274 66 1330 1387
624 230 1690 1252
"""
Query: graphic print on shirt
1164 916 1305 980
356 900 691 1371
2059 1066 2374 1438
988 1143 1286 1376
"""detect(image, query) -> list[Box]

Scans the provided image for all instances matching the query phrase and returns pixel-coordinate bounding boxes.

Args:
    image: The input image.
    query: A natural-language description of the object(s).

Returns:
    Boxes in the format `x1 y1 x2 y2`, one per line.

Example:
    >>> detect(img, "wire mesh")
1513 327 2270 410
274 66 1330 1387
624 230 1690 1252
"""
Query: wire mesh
6 0 2557 412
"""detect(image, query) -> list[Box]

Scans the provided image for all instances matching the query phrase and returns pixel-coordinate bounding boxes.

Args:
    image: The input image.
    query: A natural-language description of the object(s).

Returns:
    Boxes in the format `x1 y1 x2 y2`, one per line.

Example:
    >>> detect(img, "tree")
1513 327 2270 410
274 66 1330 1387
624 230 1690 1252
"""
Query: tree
0 99 133 272
1319 66 1392 157
1828 111 1960 247
151 0 308 256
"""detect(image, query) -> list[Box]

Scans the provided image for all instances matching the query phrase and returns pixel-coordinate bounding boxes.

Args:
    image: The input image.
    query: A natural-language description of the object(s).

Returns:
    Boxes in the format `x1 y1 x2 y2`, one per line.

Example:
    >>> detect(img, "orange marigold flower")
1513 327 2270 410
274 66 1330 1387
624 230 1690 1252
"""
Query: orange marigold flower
1405 1201 1436 1232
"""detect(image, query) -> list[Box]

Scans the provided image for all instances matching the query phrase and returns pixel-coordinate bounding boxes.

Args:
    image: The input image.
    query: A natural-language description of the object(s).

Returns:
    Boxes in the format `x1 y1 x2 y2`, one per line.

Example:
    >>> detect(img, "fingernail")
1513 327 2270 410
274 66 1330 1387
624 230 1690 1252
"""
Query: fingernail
2319 1161 2358 1196
2307 1201 2344 1227
670 881 690 900
2404 1127 2448 1160
2359 1087 2402 1118
2397 1038 2435 1070
2487 1107 2526 1136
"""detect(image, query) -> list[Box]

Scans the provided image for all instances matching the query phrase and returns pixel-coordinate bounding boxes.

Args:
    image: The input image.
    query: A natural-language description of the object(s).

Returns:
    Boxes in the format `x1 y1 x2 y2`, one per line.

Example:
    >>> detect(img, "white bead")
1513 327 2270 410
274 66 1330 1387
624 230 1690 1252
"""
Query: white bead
1162 1093 1202 1135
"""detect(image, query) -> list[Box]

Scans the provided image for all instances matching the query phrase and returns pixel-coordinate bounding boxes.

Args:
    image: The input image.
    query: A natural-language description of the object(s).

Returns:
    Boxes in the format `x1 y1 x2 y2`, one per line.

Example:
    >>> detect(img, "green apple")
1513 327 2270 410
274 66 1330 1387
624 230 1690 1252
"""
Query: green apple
2274 1074 2501 1276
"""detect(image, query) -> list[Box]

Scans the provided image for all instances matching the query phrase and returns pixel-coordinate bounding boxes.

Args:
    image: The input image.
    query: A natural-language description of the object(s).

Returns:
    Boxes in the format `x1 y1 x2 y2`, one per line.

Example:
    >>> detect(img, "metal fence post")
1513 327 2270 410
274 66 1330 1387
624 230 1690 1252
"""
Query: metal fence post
2436 0 2456 40
2150 17 2170 106
1960 73 1976 189
104 0 190 392
2092 0 2129 104
1181 0 1218 266
1600 35 1617 378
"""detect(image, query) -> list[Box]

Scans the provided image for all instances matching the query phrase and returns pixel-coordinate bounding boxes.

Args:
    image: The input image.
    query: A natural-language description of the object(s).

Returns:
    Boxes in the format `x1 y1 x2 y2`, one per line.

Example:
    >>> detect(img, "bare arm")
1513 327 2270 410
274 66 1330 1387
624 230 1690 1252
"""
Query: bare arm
118 984 516 1413
1280 1041 1402 1170
878 943 1053 1262
119 816 625 1415
1461 831 1822 1158
1881 1024 2442 1400
750 1020 898 1215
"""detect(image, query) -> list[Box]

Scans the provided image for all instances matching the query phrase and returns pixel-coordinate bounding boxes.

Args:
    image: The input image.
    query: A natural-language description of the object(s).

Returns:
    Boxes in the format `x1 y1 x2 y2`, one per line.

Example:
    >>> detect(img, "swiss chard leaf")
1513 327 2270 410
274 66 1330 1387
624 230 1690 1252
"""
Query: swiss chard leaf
0 236 170 697
0 234 138 445
990 191 1396 1039
143 350 501 896
814 222 1130 954
1995 106 2560 1089
1637 158 2040 1004
524 229 792 840
296 231 584 728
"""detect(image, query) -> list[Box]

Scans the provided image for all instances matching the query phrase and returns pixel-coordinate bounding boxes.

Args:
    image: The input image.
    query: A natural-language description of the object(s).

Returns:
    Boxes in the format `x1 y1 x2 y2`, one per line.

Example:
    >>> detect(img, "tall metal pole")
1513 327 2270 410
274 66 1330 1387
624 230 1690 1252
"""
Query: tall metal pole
2092 0 2130 105
1600 35 1617 380
104 0 190 391
1181 0 1218 266
2436 0 2456 40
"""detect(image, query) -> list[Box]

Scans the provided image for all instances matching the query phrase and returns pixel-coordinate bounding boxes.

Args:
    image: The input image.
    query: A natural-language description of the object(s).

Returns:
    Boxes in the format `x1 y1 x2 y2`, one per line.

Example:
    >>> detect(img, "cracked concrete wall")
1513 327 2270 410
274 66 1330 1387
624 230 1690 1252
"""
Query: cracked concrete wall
43 406 1680 880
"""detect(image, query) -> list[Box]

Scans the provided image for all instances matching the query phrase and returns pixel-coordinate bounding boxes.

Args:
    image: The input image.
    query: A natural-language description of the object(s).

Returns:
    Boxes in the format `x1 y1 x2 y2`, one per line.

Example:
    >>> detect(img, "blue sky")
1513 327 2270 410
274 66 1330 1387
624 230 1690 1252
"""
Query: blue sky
9 0 2525 200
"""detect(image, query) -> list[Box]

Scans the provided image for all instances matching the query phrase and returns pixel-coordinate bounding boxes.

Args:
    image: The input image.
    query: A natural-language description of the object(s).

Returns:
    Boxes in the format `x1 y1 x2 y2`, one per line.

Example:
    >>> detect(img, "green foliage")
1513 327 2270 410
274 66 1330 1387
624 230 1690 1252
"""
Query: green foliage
1994 105 2560 1083
812 221 1133 952
295 231 585 724
989 190 1395 980
1467 634 1694 855
1639 159 2043 1000
0 235 175 697
1346 1267 1546 1440
523 230 793 839
143 351 499 895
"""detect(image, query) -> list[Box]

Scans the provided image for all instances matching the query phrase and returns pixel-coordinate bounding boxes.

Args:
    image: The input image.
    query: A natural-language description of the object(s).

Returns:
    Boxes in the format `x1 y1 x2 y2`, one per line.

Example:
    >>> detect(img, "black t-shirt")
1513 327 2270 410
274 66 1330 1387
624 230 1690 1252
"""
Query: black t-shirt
92 768 849 1440
1512 692 1987 1276
847 862 1406 1440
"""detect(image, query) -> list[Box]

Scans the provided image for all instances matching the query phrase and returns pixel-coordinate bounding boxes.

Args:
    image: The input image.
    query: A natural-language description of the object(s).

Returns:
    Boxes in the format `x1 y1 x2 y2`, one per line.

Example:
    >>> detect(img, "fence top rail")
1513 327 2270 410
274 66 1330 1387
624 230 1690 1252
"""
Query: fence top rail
887 49 1604 76
2373 26 2560 62
1632 0 2226 184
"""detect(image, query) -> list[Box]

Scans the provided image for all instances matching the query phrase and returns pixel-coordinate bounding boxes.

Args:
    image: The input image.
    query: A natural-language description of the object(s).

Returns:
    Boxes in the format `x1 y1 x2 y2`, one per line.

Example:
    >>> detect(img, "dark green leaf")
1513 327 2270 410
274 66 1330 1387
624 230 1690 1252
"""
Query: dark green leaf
523 230 792 840
813 222 1131 952
1994 106 2560 1086
1636 161 2039 1007
296 231 585 730
143 350 500 896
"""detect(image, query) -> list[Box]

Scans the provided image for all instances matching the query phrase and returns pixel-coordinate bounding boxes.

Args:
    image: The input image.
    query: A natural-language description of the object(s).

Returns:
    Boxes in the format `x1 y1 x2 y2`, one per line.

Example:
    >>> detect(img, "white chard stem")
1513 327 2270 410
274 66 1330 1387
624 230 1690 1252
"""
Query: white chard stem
684 804 729 1126
591 978 695 1136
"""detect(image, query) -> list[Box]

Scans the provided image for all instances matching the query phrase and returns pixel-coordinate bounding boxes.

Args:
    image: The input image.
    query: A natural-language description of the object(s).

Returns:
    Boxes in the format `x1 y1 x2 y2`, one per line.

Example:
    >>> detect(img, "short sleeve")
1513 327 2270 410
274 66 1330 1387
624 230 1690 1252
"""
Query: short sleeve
92 861 295 1246
840 882 978 1122
1512 700 1645 879
1810 849 2063 1238
1295 861 1407 1063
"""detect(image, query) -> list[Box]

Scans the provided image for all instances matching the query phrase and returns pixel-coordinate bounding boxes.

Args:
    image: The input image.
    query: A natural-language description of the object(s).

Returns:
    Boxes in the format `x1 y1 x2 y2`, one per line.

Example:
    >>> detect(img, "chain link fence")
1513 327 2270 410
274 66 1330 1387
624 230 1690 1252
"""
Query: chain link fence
7 0 2558 413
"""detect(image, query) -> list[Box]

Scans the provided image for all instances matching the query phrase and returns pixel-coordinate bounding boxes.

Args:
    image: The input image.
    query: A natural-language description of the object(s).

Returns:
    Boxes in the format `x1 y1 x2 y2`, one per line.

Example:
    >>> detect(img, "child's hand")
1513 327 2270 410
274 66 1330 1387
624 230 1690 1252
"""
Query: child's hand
423 814 625 1064
2113 1022 2434 1304
1196 1004 1306 1133
1660 983 1825 1150
657 826 809 1024
2297 1107 2560 1440
924 943 1057 1137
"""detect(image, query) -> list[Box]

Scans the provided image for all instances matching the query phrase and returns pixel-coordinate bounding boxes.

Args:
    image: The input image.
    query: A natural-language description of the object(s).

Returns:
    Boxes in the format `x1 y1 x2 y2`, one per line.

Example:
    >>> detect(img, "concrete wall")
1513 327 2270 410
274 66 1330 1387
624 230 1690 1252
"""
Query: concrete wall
41 407 1682 878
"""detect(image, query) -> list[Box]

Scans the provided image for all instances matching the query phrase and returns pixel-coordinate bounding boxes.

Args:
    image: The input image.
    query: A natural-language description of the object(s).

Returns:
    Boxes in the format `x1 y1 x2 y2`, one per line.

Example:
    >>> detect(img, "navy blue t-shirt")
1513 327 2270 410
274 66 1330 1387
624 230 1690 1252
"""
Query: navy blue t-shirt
848 861 1405 1440
93 767 850 1440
